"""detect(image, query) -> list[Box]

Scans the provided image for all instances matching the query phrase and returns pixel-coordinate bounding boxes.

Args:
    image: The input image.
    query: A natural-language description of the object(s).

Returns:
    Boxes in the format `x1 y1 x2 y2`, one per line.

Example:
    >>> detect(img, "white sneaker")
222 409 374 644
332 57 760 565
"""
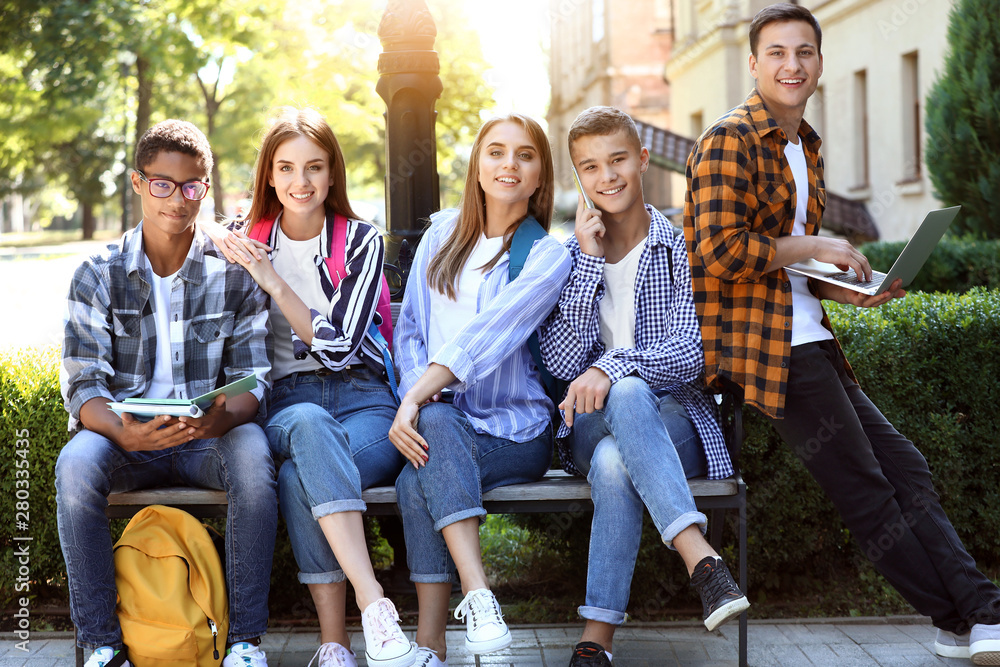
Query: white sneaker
971 623 1000 665
84 647 130 667
453 588 511 655
934 628 970 659
361 598 417 667
413 646 448 667
222 641 268 667
308 641 358 667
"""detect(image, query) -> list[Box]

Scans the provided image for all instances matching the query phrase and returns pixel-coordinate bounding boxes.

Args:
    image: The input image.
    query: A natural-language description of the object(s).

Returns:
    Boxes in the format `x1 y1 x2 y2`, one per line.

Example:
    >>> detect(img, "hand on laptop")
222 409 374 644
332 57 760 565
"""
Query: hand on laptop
818 278 906 308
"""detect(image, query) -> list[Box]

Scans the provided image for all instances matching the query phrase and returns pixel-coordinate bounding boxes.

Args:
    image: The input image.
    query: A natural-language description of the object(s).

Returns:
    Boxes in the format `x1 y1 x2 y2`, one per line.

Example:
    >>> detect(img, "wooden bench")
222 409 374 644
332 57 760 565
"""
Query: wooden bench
90 391 749 667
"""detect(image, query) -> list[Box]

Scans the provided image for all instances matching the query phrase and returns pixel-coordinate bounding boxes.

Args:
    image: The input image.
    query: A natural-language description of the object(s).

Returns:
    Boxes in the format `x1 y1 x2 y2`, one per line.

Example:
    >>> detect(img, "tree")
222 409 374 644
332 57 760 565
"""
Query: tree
925 0 1000 238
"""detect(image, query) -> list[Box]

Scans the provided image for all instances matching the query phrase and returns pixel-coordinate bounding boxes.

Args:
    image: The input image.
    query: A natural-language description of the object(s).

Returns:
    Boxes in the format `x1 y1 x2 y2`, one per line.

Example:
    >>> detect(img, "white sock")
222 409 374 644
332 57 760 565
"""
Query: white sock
606 650 613 661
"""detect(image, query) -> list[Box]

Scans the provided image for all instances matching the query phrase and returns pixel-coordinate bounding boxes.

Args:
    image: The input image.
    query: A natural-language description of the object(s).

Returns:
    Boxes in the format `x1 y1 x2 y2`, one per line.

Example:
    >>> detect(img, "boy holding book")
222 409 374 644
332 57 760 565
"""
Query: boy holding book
539 107 748 667
57 120 277 667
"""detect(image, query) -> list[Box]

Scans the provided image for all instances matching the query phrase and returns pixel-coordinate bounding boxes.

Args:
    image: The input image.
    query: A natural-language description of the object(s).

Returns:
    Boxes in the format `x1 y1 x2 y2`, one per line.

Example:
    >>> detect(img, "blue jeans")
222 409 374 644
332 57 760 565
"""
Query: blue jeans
55 424 277 650
265 368 404 583
395 402 552 583
569 376 708 625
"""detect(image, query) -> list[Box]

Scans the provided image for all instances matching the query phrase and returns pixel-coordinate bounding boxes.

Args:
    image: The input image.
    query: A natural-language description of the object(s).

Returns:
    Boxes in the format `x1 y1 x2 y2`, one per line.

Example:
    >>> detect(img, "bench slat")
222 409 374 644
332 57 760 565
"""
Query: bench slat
105 470 739 518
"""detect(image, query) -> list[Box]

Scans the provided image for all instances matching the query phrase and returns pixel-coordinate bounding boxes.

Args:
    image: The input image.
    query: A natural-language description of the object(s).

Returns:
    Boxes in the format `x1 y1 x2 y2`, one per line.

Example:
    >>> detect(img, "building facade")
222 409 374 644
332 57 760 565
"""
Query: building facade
548 0 676 210
666 0 955 240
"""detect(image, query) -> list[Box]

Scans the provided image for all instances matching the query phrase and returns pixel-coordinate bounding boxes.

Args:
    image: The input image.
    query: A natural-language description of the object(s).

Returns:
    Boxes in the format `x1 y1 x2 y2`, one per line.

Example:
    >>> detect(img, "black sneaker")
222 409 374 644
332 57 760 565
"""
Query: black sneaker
568 641 613 666
689 556 750 631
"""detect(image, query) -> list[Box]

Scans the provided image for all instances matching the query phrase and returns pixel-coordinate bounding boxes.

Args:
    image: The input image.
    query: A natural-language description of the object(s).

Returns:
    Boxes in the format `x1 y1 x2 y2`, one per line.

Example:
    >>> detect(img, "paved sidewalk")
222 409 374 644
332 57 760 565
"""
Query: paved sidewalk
0 617 973 666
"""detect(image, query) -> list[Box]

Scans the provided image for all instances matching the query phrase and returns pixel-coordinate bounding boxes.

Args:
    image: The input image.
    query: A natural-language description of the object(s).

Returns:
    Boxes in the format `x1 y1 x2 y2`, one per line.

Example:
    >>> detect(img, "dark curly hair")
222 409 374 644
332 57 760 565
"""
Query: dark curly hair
134 119 213 176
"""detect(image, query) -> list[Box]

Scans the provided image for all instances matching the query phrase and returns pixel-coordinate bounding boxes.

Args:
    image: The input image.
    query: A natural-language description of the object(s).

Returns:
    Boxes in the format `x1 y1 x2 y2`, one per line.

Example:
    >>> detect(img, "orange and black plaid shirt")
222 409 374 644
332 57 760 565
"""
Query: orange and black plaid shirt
684 89 853 419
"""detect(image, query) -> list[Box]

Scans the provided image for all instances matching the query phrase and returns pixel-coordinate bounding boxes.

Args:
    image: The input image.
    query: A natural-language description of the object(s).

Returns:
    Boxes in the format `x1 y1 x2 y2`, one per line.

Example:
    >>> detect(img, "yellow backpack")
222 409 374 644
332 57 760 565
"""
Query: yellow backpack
113 505 229 666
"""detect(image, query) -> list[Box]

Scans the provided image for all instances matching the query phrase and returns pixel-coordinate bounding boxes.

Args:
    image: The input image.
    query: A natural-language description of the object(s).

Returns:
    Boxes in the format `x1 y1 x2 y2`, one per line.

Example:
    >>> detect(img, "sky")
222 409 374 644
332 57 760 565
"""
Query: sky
459 0 552 122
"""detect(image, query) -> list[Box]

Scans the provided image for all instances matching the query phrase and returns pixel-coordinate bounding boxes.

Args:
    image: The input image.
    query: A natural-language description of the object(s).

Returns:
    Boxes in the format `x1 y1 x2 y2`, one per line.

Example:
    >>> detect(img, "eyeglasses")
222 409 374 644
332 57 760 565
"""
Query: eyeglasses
135 171 210 201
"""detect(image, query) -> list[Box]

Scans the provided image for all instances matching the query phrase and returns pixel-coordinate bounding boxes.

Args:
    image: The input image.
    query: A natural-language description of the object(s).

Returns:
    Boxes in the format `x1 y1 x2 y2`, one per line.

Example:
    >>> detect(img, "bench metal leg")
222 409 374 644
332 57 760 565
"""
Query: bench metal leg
75 626 84 667
739 489 748 667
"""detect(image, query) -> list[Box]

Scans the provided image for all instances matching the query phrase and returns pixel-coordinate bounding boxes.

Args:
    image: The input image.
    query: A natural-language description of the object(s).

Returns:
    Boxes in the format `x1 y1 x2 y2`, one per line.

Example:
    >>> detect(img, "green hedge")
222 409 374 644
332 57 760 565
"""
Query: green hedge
4 289 1000 618
860 237 1000 293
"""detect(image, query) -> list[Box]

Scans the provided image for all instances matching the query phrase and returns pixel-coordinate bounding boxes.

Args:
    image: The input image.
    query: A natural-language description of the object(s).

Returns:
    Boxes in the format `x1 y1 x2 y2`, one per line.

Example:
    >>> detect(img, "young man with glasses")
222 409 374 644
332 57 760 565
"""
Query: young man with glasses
57 120 278 667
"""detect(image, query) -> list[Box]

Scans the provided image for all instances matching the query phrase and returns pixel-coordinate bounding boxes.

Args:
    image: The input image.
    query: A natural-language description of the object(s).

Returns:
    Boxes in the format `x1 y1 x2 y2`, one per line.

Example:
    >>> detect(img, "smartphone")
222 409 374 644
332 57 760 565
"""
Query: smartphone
571 164 595 210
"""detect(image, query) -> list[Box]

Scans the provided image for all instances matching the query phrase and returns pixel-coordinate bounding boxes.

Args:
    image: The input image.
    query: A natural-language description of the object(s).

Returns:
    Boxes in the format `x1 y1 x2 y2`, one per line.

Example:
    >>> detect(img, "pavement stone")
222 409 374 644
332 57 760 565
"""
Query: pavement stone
0 617 982 666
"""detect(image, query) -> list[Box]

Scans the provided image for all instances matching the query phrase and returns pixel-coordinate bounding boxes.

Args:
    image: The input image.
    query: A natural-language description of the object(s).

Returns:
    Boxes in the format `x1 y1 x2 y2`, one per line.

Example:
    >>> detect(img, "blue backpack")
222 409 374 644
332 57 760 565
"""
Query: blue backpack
508 217 569 414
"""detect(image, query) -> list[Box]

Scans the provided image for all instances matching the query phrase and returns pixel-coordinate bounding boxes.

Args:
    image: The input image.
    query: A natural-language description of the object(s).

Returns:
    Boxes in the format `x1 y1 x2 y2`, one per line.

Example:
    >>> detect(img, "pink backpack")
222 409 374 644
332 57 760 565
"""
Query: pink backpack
248 213 393 349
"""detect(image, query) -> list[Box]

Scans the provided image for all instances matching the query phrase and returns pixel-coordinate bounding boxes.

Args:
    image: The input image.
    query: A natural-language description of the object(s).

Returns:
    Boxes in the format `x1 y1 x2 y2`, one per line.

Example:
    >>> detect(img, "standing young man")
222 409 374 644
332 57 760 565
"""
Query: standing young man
58 120 278 667
540 107 748 667
684 4 1000 663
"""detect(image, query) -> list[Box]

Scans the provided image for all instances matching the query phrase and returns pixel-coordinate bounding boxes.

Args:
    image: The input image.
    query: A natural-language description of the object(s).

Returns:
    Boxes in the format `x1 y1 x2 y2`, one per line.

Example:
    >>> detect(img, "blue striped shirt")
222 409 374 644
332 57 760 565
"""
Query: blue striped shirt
538 206 732 479
394 210 572 442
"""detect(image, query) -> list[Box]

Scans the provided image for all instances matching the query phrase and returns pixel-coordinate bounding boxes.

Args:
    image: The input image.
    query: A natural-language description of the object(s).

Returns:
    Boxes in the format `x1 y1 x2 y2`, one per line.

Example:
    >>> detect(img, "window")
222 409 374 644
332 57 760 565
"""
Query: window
853 69 870 189
901 51 921 181
810 85 826 140
592 0 605 43
690 111 704 137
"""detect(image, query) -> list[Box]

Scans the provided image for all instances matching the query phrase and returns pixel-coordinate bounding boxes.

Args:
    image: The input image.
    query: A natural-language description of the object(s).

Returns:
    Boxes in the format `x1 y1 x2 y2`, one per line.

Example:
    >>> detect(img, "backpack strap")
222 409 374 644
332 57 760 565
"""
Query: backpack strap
246 217 275 244
508 217 562 402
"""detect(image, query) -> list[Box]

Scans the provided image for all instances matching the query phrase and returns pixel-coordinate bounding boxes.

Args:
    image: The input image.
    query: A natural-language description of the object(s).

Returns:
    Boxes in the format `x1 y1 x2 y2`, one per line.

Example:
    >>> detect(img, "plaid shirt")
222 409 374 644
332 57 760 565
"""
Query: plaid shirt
61 224 272 430
538 206 731 480
684 89 853 419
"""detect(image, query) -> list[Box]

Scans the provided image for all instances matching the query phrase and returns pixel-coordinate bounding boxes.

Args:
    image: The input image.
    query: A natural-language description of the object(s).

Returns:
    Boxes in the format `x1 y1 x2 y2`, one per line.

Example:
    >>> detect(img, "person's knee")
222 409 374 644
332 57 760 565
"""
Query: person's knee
587 437 630 489
604 376 653 411
413 401 462 437
269 402 345 440
55 431 114 501
219 424 276 493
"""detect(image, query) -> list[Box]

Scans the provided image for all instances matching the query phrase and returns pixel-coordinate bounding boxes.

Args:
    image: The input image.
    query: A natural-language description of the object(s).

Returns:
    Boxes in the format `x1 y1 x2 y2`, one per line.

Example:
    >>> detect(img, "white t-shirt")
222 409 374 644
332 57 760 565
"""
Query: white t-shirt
269 221 328 380
599 238 646 350
784 138 833 347
143 256 178 400
427 233 505 359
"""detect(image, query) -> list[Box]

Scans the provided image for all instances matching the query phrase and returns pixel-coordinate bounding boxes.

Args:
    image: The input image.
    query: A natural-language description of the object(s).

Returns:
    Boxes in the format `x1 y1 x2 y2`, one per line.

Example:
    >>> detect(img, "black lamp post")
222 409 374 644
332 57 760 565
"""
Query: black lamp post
377 0 443 296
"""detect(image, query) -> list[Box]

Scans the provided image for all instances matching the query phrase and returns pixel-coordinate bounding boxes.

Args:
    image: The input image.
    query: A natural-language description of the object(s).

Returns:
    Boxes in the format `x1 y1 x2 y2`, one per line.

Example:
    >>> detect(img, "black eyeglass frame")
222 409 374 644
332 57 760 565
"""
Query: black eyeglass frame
134 170 211 201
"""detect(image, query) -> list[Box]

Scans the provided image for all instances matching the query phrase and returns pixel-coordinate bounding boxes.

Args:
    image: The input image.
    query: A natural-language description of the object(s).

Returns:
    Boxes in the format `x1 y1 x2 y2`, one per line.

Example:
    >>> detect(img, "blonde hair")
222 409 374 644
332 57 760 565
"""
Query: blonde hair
242 106 359 232
427 114 554 299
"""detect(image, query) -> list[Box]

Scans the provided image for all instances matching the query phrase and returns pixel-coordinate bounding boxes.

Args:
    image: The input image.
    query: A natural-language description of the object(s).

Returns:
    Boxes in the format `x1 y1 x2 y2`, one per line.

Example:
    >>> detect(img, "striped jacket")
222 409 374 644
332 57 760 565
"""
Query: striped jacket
242 209 390 376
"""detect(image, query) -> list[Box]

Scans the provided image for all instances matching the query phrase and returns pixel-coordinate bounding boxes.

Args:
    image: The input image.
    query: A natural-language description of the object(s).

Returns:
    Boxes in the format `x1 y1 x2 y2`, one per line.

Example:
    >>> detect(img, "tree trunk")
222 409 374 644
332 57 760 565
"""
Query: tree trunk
81 201 95 240
131 54 153 228
199 74 224 220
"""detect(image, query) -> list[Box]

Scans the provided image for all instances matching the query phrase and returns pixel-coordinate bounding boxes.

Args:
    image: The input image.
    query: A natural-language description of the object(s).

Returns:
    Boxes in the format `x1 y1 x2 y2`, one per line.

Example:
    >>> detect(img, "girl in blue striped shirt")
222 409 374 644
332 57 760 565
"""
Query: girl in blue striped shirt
390 114 572 666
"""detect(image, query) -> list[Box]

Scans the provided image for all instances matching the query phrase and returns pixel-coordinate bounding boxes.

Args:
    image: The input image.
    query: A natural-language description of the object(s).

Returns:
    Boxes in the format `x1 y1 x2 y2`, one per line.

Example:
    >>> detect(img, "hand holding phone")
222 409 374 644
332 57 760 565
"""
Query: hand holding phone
572 165 595 209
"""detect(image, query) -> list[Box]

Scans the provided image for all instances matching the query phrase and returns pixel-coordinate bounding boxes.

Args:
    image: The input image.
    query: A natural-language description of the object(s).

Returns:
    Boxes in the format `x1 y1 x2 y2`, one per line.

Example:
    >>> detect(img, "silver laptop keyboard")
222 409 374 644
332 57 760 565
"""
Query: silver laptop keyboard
827 269 888 289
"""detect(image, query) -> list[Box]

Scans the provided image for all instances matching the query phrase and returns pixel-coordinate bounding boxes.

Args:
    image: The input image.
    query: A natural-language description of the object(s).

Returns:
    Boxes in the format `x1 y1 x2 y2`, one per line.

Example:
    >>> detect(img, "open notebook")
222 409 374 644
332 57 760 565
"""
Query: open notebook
108 374 257 421
785 206 961 296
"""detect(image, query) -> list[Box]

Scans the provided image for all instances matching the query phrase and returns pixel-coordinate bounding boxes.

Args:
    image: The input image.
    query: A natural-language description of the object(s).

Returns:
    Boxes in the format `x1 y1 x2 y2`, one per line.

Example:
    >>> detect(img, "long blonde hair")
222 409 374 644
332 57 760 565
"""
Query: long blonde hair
427 113 554 299
242 106 359 232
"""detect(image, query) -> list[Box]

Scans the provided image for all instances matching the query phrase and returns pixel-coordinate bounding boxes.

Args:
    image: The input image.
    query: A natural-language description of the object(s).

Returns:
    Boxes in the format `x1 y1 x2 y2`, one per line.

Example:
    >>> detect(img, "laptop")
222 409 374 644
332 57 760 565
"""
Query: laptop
785 206 961 296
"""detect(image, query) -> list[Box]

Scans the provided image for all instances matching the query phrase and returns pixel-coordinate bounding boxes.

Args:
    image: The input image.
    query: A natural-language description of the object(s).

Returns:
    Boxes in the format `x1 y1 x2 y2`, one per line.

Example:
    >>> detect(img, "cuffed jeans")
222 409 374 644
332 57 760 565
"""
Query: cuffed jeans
264 367 404 583
395 402 552 583
569 376 708 625
766 340 1000 635
55 423 277 650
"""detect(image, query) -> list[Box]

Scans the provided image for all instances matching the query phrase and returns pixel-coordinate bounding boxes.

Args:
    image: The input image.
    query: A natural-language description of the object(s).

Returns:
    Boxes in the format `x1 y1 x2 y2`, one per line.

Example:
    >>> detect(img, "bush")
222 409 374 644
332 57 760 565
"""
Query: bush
860 236 1000 293
1 347 68 610
924 0 1000 238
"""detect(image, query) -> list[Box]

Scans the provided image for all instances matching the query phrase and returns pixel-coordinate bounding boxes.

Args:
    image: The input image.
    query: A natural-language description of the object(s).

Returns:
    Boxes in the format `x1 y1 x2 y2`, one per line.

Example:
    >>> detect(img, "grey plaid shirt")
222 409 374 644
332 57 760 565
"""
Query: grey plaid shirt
61 223 272 431
538 206 731 479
